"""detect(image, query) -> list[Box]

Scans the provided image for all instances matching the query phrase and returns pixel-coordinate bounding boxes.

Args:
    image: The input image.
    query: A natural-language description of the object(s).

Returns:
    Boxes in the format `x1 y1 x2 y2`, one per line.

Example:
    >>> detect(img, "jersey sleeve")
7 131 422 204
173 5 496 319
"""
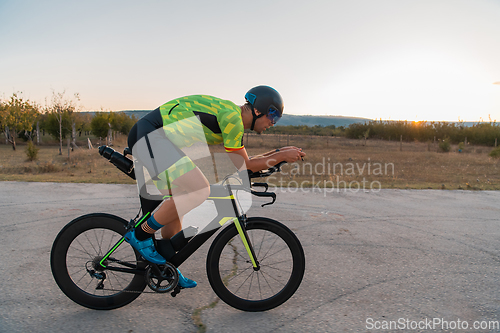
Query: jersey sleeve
218 108 245 152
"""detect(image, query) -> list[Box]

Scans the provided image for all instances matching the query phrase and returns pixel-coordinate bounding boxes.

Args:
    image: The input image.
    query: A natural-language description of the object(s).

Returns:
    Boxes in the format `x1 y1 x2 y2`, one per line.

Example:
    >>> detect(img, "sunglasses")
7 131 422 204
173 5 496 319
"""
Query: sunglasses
267 107 281 125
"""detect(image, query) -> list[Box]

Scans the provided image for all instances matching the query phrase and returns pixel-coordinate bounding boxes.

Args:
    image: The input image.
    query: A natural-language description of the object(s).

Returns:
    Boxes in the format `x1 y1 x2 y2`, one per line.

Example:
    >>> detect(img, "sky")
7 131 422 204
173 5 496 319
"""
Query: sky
1 0 500 122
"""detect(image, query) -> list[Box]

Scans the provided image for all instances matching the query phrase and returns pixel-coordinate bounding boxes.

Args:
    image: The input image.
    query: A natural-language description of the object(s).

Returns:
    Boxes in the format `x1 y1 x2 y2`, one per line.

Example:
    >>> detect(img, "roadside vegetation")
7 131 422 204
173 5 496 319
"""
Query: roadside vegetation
1 133 498 190
265 119 500 147
244 134 500 191
0 91 136 157
1 91 499 190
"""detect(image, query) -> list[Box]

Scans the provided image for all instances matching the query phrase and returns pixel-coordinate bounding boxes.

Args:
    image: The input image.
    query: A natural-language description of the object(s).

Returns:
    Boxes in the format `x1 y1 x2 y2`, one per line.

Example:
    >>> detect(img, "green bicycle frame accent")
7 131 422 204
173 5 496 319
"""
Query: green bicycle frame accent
224 189 259 269
216 216 258 268
233 218 258 268
218 217 233 226
99 212 150 268
208 195 235 200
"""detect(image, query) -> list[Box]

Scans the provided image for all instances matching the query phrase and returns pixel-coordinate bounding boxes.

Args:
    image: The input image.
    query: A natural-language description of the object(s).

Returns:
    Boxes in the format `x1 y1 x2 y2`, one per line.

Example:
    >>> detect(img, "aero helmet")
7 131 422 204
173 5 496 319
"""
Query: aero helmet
245 85 284 130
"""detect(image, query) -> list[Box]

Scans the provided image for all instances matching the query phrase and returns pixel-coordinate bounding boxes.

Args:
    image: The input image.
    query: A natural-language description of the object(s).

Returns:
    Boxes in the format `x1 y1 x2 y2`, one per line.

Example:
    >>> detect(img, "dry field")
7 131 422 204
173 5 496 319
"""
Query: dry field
0 134 136 184
0 133 499 190
245 134 500 191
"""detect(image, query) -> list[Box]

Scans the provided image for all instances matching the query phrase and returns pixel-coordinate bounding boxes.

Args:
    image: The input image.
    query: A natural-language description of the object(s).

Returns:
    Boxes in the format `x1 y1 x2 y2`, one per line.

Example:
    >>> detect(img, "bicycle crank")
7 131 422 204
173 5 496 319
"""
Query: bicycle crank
145 262 179 293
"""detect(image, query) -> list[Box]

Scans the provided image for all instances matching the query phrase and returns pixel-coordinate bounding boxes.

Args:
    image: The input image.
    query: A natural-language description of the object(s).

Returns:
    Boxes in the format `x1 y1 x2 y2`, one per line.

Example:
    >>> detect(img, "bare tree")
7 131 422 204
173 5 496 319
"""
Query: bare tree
46 91 80 155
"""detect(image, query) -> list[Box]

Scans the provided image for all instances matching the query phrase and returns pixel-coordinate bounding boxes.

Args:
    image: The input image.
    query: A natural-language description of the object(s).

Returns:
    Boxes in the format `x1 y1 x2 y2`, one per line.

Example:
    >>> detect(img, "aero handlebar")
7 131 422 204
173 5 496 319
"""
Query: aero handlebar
245 161 288 179
233 161 288 207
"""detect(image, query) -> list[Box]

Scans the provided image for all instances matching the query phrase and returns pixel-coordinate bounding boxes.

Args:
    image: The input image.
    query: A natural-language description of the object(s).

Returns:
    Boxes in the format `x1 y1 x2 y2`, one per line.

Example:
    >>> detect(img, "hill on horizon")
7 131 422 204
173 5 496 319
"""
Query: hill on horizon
277 114 370 127
119 110 371 127
80 110 483 128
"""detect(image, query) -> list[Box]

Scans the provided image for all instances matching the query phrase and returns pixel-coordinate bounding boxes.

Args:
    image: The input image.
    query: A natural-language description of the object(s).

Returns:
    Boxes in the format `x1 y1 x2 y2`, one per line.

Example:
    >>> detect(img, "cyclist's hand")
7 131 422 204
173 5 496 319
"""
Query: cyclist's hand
280 148 306 163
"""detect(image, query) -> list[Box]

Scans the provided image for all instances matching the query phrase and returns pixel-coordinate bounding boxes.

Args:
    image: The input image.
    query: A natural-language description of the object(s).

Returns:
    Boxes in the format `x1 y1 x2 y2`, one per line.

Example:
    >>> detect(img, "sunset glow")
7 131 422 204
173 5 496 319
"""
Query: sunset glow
1 0 499 122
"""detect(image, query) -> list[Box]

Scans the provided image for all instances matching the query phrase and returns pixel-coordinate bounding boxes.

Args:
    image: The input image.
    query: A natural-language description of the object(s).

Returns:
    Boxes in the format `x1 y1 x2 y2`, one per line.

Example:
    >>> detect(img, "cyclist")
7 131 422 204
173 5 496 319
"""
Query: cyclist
125 85 306 288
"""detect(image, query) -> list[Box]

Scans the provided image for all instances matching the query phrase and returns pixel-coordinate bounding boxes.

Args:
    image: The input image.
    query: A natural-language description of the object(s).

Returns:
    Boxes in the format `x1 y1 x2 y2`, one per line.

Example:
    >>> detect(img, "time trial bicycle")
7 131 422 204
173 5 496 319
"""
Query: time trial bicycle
50 146 305 312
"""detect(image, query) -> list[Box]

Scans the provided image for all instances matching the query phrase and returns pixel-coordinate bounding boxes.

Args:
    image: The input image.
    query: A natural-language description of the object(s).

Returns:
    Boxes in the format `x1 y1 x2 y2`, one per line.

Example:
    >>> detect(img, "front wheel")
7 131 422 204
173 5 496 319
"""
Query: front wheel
50 213 147 310
206 217 305 311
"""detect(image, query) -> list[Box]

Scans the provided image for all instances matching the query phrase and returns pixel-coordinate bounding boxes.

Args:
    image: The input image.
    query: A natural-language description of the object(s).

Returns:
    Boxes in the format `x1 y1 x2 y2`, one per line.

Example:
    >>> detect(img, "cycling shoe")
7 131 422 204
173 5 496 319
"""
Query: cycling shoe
177 268 197 288
124 229 166 265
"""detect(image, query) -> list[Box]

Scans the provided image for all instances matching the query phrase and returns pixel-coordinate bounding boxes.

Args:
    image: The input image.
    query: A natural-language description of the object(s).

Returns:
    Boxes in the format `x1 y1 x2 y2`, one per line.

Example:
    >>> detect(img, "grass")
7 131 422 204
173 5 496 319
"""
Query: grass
0 134 135 184
1 133 499 190
243 134 500 190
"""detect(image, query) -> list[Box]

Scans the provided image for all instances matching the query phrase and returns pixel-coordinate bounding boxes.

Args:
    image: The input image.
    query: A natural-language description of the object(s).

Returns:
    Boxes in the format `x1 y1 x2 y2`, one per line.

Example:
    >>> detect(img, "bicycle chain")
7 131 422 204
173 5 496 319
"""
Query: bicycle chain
98 287 155 294
95 260 179 294
97 285 182 294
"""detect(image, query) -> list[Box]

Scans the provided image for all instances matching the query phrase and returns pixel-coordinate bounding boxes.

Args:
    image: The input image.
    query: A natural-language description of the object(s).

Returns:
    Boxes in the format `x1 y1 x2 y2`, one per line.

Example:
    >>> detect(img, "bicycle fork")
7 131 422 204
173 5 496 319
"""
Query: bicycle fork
224 186 260 271
233 216 260 271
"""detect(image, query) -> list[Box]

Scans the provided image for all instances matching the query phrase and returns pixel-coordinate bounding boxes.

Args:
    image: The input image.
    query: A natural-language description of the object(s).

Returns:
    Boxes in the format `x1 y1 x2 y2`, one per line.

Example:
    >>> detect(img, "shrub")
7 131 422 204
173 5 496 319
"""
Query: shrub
489 146 500 158
25 141 39 161
438 139 451 152
458 142 465 151
36 162 60 173
91 112 111 138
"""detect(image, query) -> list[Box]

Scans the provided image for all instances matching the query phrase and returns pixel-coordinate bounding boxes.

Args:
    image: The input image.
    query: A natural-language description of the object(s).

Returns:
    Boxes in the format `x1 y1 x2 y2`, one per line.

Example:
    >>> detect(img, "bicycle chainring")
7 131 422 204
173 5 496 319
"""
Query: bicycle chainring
145 263 178 293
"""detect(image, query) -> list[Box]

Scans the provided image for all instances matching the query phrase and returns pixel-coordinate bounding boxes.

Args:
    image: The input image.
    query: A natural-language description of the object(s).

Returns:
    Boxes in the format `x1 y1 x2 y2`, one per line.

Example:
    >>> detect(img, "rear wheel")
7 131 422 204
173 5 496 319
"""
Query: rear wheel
50 213 147 310
206 217 305 311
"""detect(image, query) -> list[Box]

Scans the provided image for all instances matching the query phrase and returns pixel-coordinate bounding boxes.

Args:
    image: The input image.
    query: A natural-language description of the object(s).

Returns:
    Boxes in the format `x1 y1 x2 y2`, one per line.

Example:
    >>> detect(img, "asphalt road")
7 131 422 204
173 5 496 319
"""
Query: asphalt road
0 182 499 333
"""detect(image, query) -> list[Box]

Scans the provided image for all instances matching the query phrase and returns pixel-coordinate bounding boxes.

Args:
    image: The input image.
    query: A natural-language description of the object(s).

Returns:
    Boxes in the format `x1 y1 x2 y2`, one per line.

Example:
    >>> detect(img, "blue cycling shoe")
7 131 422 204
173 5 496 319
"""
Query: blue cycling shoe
177 268 197 288
124 229 166 265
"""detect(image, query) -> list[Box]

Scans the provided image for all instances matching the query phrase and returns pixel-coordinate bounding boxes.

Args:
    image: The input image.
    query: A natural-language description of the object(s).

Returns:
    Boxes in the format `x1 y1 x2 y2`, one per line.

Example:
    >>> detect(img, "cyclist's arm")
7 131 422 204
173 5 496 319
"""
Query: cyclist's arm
227 147 305 172
250 146 302 159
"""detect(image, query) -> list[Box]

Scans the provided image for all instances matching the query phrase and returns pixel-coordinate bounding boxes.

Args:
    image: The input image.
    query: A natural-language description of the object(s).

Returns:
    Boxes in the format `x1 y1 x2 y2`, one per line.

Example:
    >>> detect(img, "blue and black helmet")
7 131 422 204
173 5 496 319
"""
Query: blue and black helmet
245 85 284 130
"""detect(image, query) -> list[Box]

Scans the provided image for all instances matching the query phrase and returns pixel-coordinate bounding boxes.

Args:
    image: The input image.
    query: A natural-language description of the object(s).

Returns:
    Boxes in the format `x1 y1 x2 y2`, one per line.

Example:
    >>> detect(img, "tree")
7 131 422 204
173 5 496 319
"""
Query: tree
0 100 7 143
2 93 39 150
89 112 137 145
18 101 43 143
74 112 92 136
110 112 137 135
45 91 80 155
44 109 73 141
91 112 111 139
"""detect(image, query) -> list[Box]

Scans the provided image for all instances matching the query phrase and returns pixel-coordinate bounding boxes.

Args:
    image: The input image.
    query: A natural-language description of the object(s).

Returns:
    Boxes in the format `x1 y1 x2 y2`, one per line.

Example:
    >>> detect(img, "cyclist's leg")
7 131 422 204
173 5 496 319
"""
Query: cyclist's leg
153 167 209 288
154 167 210 236
126 122 206 271
160 215 183 240
157 188 183 239
130 132 196 242
130 157 206 240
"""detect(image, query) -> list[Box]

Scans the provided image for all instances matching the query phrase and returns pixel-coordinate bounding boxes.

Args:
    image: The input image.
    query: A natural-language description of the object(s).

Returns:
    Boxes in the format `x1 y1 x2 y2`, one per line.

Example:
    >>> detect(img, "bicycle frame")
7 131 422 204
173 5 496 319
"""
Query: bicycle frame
99 182 261 274
97 145 284 276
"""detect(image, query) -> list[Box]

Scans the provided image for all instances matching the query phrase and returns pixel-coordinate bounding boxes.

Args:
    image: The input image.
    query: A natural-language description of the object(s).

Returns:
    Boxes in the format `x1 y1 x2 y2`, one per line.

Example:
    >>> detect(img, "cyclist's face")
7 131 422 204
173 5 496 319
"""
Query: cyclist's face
254 110 274 134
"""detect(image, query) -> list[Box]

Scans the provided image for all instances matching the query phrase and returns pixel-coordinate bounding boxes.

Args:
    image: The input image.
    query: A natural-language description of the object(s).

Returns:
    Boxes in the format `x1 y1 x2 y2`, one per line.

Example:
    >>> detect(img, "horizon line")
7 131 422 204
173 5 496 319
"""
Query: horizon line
75 110 496 123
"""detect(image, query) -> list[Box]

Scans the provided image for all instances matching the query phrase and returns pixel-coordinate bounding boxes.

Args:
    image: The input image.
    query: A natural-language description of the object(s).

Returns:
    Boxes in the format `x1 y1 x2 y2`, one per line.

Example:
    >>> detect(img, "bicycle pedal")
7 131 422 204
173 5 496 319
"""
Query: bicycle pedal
170 285 181 297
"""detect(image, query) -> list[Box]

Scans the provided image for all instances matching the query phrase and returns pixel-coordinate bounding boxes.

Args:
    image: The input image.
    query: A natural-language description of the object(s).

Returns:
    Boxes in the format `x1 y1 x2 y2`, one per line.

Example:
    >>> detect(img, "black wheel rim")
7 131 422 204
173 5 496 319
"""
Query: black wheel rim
217 227 294 301
66 228 139 297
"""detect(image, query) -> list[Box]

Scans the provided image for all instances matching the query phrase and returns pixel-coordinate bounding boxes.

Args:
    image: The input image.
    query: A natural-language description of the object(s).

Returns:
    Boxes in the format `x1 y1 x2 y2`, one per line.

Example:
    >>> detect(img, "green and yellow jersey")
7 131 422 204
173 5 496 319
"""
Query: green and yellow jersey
159 95 245 152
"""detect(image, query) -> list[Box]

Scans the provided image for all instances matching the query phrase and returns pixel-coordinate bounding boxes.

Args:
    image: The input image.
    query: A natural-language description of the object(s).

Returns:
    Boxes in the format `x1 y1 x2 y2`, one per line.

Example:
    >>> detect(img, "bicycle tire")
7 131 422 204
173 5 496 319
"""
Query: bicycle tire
50 213 147 310
206 217 305 311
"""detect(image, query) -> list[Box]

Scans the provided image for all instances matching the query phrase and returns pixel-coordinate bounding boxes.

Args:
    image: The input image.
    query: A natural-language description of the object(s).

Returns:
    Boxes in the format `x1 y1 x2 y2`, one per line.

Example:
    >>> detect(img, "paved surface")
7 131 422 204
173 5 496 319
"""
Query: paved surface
0 182 499 333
